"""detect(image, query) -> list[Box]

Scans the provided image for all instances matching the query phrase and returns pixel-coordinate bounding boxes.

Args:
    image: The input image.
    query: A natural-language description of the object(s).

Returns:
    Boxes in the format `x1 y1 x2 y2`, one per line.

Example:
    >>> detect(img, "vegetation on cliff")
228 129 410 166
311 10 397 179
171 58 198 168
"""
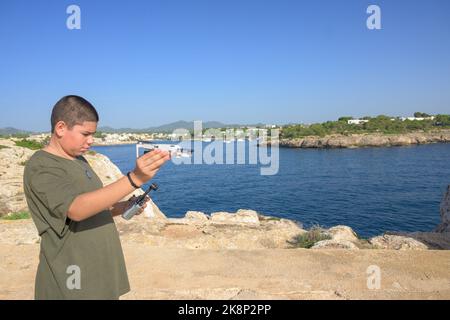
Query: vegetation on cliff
281 114 450 139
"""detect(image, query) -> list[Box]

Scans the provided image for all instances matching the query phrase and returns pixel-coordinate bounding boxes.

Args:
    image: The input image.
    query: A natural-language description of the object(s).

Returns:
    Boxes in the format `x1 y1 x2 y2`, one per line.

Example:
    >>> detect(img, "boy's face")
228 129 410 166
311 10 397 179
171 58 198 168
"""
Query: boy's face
57 121 98 157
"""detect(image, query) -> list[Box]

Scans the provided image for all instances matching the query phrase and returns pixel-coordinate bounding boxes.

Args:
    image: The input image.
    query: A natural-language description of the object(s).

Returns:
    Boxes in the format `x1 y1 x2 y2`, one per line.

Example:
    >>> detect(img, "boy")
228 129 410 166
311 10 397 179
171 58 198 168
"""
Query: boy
23 95 170 299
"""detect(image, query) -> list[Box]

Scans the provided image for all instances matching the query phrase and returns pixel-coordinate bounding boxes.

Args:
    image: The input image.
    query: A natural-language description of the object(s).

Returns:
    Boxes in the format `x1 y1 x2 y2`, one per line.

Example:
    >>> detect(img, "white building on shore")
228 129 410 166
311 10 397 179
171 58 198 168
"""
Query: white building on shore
400 116 435 121
347 119 369 125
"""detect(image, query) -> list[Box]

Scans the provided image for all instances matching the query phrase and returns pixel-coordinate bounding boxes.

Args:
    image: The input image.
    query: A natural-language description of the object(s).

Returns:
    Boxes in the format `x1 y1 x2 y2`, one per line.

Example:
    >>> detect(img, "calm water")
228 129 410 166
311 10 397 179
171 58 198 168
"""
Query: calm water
92 141 450 237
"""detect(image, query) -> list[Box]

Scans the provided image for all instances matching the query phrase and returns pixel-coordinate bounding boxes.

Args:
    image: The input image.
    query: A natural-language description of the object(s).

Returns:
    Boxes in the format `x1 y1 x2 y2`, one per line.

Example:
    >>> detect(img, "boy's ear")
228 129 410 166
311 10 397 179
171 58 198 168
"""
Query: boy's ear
53 121 68 137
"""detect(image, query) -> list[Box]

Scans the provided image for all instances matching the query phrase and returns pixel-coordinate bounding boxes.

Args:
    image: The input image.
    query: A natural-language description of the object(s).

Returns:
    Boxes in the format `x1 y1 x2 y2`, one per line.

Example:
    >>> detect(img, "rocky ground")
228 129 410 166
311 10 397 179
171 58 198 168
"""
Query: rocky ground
1 138 449 299
1 243 449 300
1 207 449 300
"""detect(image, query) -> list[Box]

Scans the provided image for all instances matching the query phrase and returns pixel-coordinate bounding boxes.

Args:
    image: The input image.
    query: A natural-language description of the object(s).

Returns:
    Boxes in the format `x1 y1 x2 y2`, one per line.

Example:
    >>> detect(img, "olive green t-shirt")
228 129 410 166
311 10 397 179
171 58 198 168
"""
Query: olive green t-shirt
23 150 130 300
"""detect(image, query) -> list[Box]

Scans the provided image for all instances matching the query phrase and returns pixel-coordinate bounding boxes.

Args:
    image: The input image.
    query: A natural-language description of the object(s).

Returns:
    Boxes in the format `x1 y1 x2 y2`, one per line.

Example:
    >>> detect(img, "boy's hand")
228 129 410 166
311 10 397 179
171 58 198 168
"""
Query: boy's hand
131 149 170 186
127 195 150 215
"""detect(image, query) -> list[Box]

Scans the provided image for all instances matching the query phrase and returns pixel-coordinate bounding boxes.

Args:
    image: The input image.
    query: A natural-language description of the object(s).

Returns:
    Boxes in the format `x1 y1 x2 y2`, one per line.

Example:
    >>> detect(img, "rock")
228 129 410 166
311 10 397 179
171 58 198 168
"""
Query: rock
210 209 260 226
84 152 124 186
326 225 359 242
114 210 306 249
388 135 415 146
0 140 35 216
185 211 209 221
386 231 450 250
326 136 358 148
304 225 361 250
0 220 40 245
360 134 390 147
301 137 320 148
279 130 450 149
311 239 359 250
435 185 450 232
369 235 428 250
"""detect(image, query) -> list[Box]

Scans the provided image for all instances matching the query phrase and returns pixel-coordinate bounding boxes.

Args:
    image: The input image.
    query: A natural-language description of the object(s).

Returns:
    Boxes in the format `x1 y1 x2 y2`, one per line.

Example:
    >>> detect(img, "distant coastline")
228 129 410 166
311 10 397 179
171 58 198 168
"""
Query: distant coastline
88 130 450 149
3 128 450 149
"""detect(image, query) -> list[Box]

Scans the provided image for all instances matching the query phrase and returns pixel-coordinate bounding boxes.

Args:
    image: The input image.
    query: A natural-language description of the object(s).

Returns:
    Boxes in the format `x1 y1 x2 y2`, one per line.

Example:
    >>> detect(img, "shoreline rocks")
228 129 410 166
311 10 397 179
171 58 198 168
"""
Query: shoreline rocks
277 130 450 149
435 185 450 232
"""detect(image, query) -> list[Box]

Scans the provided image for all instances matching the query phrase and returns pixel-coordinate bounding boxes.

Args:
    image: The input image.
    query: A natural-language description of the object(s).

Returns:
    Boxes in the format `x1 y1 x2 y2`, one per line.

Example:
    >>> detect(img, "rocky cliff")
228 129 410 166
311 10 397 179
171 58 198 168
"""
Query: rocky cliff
278 130 450 148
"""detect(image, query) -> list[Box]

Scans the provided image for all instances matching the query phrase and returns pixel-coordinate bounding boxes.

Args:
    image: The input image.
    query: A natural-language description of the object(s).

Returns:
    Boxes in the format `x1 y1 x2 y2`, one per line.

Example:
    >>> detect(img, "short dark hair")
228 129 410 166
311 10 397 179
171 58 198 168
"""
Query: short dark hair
51 95 99 133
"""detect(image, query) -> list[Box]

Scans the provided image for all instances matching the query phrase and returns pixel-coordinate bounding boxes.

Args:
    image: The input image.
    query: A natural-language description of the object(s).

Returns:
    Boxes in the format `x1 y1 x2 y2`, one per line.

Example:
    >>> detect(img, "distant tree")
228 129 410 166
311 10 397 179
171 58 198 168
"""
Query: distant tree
375 115 391 121
435 114 450 126
414 112 430 118
338 116 353 122
94 131 105 138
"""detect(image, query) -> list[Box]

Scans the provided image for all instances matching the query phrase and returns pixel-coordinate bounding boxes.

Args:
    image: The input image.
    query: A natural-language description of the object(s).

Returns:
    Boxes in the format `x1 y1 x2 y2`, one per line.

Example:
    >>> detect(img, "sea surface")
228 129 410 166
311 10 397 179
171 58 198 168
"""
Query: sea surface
92 141 450 237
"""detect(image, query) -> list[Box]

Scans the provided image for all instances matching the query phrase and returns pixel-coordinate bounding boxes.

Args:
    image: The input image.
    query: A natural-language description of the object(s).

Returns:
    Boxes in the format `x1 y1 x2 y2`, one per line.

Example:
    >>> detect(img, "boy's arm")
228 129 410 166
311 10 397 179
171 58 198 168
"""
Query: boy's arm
67 149 169 222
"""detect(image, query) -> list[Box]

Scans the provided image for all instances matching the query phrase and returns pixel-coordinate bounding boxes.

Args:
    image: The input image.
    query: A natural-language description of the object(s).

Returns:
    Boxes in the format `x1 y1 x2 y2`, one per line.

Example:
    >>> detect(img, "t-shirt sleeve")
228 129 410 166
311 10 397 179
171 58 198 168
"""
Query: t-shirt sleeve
30 166 81 236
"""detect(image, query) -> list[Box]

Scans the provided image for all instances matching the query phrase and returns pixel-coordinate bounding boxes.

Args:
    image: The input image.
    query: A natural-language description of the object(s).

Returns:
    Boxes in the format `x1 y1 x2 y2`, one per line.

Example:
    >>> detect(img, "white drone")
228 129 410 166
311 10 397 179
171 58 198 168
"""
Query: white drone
136 141 192 158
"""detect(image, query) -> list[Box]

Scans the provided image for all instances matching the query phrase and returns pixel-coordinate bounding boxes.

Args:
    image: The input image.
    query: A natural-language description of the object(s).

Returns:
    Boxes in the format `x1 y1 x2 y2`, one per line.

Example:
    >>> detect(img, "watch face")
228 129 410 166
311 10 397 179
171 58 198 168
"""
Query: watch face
85 169 92 179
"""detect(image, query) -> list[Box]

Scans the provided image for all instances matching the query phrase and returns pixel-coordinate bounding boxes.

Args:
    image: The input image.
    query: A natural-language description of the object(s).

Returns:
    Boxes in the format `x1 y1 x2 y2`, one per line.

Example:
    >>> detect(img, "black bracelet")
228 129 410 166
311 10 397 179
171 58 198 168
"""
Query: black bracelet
127 171 141 189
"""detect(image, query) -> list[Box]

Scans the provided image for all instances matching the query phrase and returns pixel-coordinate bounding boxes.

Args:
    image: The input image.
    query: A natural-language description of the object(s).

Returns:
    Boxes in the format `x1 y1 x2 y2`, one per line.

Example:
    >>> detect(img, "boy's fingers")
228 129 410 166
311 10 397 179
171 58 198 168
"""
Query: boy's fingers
141 149 167 160
145 156 170 171
141 151 169 167
139 149 160 160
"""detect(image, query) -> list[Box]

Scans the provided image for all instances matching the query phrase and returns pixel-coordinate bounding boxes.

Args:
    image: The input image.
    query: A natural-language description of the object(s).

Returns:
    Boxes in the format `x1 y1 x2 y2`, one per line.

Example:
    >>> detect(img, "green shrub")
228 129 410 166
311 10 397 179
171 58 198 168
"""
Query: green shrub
0 145 9 150
14 139 44 150
1 211 31 220
94 131 106 139
288 226 331 248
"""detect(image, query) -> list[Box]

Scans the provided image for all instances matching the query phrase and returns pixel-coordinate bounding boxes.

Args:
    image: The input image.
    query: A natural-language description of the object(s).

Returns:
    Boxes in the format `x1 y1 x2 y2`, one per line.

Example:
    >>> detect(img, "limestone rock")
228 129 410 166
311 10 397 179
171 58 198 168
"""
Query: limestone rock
311 239 359 250
326 225 359 242
279 130 450 149
435 185 450 232
388 135 415 146
84 152 124 186
369 235 428 250
0 140 35 216
0 220 40 245
385 231 450 250
210 209 260 226
114 209 306 249
185 211 209 221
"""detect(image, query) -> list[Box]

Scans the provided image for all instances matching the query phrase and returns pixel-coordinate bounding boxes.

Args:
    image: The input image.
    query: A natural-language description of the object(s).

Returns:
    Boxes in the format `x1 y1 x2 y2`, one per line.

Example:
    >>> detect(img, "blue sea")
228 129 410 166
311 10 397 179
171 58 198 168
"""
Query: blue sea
92 141 450 238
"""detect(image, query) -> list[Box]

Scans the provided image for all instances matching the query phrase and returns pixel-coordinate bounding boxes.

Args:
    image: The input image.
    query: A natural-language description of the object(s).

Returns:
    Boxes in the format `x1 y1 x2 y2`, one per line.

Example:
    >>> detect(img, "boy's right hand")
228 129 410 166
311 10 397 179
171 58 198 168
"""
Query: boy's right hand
131 149 170 187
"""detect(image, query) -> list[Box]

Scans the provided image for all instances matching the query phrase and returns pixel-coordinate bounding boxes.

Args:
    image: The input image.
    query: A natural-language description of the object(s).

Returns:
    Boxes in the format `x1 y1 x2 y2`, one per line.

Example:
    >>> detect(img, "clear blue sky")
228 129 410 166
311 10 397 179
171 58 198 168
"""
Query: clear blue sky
1 0 449 132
